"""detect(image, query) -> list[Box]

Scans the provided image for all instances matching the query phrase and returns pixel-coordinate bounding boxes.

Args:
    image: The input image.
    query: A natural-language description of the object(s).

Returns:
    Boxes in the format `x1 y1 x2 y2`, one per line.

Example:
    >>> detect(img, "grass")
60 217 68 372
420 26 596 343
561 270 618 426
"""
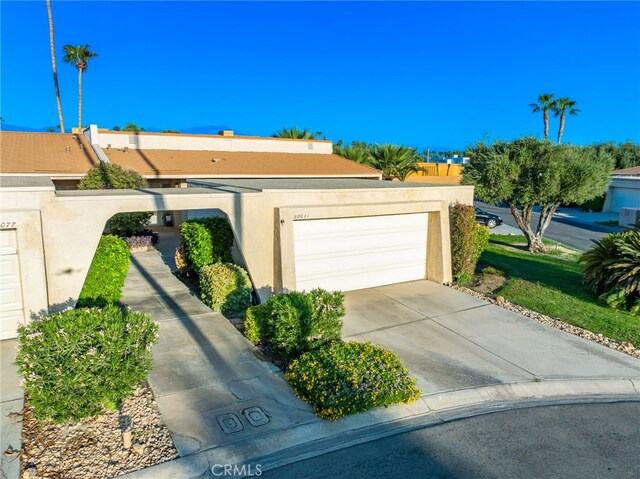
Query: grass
481 234 640 347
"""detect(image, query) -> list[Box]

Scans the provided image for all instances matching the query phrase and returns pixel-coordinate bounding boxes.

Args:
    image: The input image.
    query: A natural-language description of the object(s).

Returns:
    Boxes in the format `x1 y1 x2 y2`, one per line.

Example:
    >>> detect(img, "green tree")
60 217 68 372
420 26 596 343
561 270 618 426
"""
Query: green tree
553 97 580 144
79 163 151 237
79 162 147 190
112 125 121 131
591 141 640 170
463 138 614 252
162 129 180 133
62 45 98 132
122 122 145 132
272 127 318 139
46 0 65 133
370 144 424 181
529 93 555 140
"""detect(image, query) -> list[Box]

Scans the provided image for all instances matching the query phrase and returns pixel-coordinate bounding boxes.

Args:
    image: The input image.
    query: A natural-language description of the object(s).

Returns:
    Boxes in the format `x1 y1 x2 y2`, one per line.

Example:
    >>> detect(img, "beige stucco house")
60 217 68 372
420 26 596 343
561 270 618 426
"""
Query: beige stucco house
0 127 473 339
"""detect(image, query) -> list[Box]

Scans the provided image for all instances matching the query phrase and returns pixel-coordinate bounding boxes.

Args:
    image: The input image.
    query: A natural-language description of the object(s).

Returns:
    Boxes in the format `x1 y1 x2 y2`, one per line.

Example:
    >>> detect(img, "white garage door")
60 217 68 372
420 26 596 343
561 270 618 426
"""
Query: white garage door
0 230 24 339
293 213 428 292
612 187 640 213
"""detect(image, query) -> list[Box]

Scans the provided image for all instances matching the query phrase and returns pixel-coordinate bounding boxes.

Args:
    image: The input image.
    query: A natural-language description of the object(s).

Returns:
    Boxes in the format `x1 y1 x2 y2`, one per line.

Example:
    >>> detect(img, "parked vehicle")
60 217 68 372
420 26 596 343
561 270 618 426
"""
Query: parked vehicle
475 207 502 228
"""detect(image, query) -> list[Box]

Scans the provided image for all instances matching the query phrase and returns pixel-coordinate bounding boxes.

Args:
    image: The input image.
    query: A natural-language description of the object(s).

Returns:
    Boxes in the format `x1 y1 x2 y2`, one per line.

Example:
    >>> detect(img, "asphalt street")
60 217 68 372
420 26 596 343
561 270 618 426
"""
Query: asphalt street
475 201 612 251
262 401 640 479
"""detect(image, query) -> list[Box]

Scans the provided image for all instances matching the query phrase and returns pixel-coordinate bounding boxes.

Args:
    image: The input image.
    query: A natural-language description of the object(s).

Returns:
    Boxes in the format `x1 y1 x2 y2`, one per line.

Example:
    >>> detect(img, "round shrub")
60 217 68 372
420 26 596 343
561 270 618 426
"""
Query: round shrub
200 263 253 317
77 235 130 308
244 303 270 344
243 289 345 359
15 306 159 422
285 341 421 420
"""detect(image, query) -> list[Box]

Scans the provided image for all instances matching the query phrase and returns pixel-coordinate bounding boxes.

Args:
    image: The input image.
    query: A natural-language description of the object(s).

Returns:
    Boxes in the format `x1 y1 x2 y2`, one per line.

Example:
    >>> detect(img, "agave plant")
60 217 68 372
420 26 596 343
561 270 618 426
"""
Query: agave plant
580 230 640 315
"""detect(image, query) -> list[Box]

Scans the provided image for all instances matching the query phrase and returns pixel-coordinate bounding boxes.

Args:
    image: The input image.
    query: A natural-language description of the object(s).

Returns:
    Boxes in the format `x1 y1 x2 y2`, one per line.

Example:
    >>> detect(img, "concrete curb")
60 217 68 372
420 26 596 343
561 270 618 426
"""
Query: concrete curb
119 377 640 479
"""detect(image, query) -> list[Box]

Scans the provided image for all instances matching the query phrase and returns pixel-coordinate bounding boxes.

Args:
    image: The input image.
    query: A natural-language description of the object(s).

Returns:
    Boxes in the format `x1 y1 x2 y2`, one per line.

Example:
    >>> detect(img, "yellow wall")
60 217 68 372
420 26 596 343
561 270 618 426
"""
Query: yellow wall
405 163 463 184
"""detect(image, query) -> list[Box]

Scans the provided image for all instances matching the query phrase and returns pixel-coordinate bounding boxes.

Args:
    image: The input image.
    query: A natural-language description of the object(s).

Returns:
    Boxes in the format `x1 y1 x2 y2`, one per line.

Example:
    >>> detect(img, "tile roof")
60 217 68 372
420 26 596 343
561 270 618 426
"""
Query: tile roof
102 148 380 177
1 131 99 174
612 166 640 176
0 131 380 178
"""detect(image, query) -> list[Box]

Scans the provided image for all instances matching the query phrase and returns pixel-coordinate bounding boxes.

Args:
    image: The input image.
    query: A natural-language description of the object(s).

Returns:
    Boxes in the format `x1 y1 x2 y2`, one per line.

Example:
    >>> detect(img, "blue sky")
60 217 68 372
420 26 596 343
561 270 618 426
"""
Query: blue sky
1 1 639 149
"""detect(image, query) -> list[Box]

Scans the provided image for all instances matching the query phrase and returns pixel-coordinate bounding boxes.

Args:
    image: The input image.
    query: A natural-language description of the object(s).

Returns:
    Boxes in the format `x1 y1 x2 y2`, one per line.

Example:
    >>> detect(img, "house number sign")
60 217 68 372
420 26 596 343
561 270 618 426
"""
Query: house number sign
0 221 17 229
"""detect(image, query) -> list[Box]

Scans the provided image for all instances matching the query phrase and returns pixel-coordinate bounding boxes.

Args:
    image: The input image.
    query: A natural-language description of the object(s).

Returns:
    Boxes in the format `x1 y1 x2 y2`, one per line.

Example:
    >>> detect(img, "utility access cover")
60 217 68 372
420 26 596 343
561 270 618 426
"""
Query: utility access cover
242 407 270 427
217 413 244 434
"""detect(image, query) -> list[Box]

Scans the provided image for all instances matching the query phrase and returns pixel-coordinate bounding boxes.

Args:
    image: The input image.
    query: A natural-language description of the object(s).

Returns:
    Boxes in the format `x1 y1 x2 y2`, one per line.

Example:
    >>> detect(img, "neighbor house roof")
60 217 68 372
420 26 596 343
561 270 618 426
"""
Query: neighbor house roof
101 148 380 178
0 131 99 174
612 166 640 176
0 131 380 178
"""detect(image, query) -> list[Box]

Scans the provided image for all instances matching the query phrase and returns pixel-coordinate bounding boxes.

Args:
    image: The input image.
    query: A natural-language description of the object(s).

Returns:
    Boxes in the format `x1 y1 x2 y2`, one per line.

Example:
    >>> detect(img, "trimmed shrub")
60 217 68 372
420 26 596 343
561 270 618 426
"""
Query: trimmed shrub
77 235 130 308
15 305 159 422
200 263 253 317
243 303 270 344
580 231 640 315
106 212 154 237
179 217 234 274
285 341 421 420
78 162 147 190
450 203 488 284
243 289 345 359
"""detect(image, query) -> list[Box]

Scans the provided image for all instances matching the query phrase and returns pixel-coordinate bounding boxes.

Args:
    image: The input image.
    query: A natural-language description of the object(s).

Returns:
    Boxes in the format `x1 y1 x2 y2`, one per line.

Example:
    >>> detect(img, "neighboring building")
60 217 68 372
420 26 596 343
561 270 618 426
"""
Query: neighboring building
602 166 640 213
0 126 473 339
405 162 463 185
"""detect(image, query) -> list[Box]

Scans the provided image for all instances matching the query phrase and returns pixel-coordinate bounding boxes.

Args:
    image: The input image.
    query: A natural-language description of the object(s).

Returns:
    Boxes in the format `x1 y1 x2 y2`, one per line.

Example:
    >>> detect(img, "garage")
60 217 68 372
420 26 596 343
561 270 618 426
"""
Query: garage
0 230 24 339
293 213 428 292
611 187 640 213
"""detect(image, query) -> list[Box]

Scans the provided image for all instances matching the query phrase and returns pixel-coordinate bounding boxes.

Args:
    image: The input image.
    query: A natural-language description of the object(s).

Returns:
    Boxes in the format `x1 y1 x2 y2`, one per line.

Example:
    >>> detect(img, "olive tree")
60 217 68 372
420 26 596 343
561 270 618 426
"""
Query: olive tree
463 138 613 252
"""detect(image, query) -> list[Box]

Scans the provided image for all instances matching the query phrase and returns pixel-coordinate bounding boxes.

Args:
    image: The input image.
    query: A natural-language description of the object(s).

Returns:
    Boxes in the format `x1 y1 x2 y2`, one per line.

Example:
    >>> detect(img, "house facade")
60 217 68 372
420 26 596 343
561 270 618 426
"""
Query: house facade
0 127 474 339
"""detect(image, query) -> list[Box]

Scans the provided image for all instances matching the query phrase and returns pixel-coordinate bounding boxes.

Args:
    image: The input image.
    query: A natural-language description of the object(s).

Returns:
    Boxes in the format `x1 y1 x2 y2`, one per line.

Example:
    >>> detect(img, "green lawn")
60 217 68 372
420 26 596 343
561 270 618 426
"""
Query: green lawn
480 235 640 347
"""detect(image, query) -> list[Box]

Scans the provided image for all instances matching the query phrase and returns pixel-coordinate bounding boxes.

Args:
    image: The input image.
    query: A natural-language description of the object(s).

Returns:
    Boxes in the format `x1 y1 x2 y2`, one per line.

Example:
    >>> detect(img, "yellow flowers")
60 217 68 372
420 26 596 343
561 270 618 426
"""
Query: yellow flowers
284 341 421 421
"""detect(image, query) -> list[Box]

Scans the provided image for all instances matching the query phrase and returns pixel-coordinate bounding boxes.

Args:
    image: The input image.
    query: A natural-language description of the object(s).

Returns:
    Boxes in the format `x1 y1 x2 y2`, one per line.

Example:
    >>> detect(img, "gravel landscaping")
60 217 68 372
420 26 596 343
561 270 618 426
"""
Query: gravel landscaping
20 382 178 479
451 284 640 359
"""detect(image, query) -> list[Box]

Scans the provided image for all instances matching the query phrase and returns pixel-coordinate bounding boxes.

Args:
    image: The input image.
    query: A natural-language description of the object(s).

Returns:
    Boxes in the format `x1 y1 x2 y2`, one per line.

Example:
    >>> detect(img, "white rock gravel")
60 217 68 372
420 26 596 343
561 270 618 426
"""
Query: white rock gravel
20 382 178 479
451 284 640 359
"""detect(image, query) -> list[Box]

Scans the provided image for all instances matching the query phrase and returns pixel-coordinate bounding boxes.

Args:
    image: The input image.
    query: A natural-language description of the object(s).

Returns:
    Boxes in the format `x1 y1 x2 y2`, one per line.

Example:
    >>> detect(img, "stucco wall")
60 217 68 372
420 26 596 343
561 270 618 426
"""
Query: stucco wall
94 131 333 154
1 183 473 318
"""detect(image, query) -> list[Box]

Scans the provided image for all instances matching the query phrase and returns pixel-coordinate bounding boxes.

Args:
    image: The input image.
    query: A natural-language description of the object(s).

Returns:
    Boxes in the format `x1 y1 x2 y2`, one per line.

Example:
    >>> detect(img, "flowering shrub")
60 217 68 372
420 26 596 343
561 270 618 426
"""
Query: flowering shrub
200 263 253 317
124 235 154 250
243 289 345 359
77 235 130 308
15 306 159 422
285 341 421 420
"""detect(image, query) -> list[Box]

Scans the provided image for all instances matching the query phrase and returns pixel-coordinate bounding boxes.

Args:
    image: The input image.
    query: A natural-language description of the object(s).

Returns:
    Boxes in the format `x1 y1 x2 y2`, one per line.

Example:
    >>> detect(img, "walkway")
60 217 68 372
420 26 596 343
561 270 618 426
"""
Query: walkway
121 247 317 457
0 339 22 479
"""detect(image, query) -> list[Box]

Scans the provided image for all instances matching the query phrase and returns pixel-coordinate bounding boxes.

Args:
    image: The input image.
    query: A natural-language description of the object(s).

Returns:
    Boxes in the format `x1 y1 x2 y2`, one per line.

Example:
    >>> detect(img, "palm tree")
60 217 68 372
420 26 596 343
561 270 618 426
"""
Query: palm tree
529 93 555 140
552 97 580 144
334 142 373 165
272 127 317 139
63 45 98 132
46 0 64 133
370 144 423 181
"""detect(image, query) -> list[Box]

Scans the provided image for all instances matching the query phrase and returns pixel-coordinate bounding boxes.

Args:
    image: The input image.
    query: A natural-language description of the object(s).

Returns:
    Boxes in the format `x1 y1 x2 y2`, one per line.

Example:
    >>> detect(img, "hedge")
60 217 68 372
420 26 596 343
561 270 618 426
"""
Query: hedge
450 203 489 284
200 263 253 317
285 341 421 420
77 235 131 307
15 305 159 422
179 217 234 274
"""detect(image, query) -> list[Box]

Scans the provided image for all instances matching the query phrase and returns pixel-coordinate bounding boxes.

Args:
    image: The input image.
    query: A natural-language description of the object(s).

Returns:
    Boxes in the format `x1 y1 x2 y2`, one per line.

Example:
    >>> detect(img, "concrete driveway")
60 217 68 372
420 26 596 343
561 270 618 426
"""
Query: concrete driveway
343 280 640 395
